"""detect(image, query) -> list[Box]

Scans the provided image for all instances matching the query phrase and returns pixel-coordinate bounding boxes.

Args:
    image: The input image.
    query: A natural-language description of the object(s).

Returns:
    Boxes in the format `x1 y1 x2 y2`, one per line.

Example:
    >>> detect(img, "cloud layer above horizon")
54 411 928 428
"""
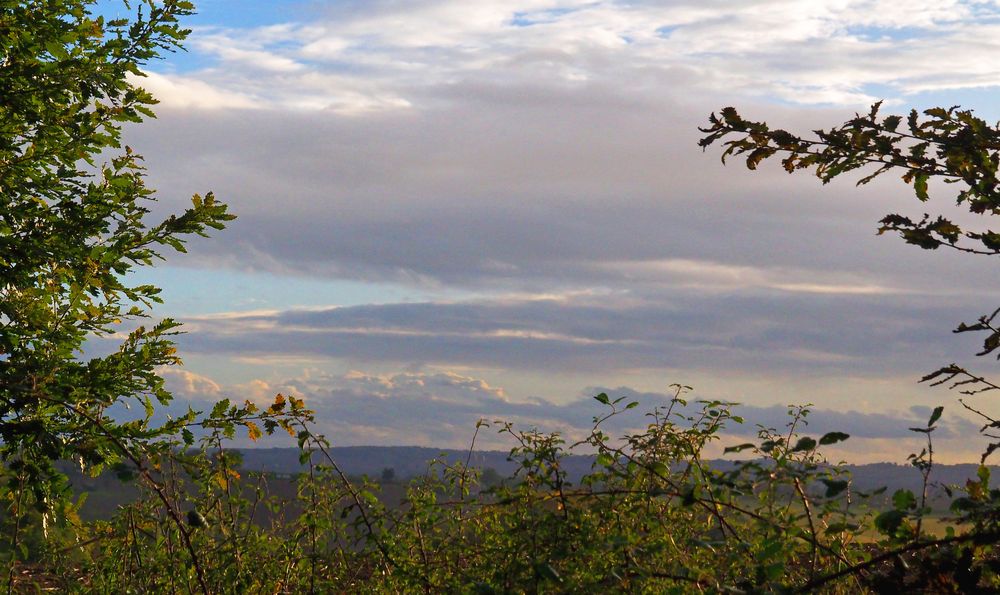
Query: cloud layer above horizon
158 366 983 462
105 0 1000 462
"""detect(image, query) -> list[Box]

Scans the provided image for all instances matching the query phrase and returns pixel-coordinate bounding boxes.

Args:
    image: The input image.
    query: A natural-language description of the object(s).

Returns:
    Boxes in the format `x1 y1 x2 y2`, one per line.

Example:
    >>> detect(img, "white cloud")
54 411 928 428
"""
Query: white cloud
135 72 260 110
161 367 223 399
140 1 1000 111
150 366 988 461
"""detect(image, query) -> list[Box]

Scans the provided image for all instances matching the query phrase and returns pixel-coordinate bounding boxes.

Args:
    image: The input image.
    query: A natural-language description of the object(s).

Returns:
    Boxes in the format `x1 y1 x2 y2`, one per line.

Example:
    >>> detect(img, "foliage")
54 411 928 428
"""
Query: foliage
7 0 1000 592
698 102 1000 458
6 391 998 593
699 102 1000 255
0 0 277 588
1 0 225 485
699 102 1000 591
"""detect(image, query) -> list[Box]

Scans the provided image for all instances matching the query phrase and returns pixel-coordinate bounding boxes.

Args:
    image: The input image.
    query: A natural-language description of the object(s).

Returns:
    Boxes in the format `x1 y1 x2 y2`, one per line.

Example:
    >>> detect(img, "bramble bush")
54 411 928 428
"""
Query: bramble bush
8 0 1000 593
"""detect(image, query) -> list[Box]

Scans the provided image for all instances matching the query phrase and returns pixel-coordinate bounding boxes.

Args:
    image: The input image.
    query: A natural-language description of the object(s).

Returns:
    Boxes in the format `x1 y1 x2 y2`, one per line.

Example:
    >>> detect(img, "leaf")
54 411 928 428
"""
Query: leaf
979 232 1000 252
892 489 916 511
875 509 907 535
955 321 989 333
681 486 697 506
979 331 1000 356
820 479 849 498
920 367 953 383
214 472 229 490
211 399 230 418
245 421 262 442
791 436 817 452
983 443 1000 464
724 443 755 454
44 41 68 61
595 453 615 468
593 393 610 405
928 406 944 427
818 432 850 445
649 461 669 476
882 115 902 132
187 510 208 528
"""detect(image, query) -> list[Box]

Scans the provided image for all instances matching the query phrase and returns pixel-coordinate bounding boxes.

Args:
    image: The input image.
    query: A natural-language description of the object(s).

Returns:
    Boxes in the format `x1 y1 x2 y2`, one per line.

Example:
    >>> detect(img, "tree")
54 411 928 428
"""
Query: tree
699 103 1000 458
699 102 1000 254
0 0 231 542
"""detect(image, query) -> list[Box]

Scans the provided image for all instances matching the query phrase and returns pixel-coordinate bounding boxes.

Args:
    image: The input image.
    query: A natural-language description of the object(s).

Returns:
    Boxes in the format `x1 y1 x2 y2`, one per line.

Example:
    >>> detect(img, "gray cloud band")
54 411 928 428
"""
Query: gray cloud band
170 293 975 376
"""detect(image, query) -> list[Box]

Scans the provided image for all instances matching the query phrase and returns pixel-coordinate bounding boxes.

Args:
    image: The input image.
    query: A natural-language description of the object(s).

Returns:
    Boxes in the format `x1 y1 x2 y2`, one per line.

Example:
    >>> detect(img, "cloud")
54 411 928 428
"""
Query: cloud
141 0 1000 112
161 367 223 399
169 289 978 377
134 72 260 110
101 1 1000 465
130 99 997 297
152 366 983 461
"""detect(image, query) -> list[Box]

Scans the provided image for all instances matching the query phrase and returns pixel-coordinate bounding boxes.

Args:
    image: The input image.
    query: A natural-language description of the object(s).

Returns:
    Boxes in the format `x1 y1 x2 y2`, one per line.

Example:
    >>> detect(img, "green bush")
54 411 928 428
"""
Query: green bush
5 389 993 593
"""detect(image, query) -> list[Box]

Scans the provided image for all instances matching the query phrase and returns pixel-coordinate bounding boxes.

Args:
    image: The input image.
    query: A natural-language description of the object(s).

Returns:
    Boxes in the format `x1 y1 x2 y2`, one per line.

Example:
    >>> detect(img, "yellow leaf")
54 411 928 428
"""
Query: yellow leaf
245 421 262 442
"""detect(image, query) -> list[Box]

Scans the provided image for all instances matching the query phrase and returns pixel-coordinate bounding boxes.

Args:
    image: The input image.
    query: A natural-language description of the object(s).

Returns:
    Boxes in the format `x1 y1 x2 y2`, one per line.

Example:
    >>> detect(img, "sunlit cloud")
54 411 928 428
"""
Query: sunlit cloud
159 366 984 462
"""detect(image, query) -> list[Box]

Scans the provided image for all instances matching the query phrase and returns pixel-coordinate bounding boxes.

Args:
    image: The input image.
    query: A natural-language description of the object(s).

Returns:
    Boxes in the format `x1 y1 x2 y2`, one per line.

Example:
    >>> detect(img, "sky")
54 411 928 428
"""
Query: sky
101 0 1000 462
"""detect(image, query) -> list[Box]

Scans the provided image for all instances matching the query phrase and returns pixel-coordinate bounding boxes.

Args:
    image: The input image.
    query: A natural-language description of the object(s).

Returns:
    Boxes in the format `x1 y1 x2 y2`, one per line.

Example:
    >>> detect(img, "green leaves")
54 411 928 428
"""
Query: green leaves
595 452 615 468
701 102 1000 256
874 509 907 536
913 172 930 201
0 0 239 546
892 489 917 511
186 509 208 528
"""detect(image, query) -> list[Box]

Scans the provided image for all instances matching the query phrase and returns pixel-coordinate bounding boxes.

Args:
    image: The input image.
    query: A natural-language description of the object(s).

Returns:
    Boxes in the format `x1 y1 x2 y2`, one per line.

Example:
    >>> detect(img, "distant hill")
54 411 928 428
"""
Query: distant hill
236 445 594 478
236 446 991 491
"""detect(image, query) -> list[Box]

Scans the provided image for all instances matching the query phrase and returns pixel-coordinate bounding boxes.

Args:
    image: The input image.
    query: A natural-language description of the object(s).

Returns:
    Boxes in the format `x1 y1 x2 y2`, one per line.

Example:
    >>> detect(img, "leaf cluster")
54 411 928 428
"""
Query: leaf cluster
700 103 1000 255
